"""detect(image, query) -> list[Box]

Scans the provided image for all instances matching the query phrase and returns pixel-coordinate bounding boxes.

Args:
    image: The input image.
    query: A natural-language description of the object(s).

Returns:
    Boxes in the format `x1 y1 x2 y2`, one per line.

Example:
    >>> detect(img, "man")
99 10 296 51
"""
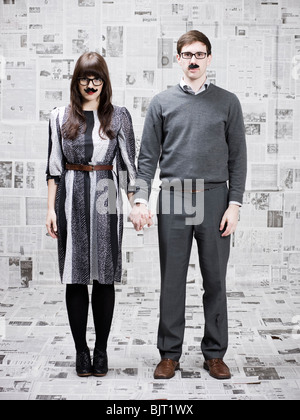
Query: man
130 31 247 380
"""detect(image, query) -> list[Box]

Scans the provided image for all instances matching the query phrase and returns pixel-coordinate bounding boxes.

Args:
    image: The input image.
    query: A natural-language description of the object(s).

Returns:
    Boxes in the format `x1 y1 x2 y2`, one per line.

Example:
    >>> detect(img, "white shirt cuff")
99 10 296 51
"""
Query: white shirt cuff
229 201 242 207
134 198 148 207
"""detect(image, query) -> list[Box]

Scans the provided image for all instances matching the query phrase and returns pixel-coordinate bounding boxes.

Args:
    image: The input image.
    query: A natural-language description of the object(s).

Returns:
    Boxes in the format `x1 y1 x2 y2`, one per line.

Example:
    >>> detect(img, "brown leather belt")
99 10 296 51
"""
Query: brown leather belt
66 163 113 172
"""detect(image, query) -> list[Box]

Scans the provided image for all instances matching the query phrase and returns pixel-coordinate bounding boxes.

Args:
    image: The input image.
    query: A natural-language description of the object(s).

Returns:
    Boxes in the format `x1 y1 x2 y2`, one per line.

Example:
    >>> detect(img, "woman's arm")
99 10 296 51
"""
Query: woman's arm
46 179 58 239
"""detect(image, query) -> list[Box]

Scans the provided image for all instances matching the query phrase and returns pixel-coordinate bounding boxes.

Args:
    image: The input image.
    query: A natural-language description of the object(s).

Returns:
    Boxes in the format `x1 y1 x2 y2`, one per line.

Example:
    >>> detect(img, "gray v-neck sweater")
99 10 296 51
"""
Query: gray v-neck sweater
135 83 247 204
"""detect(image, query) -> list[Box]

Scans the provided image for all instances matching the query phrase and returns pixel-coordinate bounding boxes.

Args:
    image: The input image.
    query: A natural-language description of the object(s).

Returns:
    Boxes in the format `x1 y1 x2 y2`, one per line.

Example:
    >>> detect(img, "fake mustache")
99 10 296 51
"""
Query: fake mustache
84 87 98 93
189 64 199 69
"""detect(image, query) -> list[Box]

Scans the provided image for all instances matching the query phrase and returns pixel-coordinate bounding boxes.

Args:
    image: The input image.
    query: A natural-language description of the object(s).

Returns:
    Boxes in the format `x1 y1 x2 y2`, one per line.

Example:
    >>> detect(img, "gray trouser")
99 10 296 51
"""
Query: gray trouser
157 184 230 362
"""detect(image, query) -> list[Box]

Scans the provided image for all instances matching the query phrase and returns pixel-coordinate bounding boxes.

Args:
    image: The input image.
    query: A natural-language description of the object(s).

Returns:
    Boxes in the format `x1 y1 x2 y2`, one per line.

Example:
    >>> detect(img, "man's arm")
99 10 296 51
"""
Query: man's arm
130 96 163 231
225 94 247 205
221 94 247 237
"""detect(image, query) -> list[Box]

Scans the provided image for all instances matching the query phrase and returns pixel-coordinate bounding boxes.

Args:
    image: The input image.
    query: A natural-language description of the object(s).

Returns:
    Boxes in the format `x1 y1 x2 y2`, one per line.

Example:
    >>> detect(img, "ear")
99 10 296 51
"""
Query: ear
207 54 213 66
176 53 182 66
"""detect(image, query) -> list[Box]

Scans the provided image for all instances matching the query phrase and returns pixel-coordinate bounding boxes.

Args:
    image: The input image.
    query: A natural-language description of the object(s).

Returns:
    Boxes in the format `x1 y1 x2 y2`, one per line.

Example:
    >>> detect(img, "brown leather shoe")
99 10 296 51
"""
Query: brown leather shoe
154 359 180 379
204 359 231 380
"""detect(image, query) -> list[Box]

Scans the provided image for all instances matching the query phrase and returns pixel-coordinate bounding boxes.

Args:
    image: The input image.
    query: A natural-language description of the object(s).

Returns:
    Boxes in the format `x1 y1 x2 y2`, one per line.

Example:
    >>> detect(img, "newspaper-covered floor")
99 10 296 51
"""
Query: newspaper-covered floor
0 281 299 400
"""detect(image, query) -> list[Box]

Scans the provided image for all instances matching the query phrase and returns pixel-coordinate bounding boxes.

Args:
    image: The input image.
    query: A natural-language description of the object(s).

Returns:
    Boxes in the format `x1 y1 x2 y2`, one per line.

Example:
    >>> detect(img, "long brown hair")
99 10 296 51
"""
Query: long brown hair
63 52 115 140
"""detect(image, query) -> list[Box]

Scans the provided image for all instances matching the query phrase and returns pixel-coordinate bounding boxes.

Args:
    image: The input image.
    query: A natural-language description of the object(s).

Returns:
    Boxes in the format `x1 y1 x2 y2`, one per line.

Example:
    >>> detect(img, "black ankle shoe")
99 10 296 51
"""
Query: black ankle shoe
93 348 108 377
76 348 92 377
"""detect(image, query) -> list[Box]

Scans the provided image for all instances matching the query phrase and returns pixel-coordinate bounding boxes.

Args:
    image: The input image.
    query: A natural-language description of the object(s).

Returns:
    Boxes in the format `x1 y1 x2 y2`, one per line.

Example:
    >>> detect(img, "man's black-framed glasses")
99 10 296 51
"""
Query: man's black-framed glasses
78 77 103 86
180 52 207 60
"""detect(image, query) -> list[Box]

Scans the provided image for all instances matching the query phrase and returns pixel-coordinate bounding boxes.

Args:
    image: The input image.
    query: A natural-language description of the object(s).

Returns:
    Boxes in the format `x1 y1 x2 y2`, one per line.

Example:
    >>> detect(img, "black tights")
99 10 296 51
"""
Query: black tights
66 281 115 353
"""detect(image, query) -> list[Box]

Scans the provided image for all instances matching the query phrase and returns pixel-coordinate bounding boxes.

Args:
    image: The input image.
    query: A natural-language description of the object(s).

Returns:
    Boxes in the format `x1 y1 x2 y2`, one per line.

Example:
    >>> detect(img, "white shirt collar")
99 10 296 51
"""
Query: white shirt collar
180 77 210 95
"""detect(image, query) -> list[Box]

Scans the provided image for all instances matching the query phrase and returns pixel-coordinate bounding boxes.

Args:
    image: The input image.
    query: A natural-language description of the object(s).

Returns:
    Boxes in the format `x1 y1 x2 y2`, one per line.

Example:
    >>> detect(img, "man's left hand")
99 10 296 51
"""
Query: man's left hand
219 204 240 237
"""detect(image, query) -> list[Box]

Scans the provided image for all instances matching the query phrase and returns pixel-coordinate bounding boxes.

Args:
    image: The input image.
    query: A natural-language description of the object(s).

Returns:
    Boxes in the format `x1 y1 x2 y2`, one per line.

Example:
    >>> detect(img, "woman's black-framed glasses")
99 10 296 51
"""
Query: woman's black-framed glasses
78 77 103 87
180 52 207 60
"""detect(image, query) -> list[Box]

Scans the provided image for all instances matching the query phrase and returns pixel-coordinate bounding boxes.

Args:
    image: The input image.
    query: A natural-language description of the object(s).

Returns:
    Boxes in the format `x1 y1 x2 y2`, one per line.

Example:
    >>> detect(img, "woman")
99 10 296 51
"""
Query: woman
46 52 136 377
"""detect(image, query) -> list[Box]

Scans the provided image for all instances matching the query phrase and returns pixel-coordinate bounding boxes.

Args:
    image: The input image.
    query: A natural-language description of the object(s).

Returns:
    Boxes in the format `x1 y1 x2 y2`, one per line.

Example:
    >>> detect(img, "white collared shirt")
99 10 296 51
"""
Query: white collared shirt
180 77 210 95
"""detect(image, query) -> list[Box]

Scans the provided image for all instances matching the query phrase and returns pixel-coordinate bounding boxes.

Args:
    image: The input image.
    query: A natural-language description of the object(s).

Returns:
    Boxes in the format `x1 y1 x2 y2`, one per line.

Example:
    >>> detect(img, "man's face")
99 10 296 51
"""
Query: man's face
177 41 212 82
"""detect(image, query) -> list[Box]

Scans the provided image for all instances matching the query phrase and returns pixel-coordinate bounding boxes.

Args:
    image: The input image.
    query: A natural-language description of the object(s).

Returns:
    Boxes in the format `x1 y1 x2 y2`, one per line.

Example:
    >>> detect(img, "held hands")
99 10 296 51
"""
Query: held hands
129 203 153 231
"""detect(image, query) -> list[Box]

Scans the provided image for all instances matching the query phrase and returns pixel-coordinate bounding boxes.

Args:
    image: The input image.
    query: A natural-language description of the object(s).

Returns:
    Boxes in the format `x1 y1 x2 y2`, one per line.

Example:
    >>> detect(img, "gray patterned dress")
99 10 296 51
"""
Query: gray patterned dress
46 105 136 285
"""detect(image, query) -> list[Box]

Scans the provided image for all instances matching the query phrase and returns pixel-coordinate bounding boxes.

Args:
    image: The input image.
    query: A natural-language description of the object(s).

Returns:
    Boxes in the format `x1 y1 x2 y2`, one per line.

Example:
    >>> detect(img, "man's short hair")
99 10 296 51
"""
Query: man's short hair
177 30 212 56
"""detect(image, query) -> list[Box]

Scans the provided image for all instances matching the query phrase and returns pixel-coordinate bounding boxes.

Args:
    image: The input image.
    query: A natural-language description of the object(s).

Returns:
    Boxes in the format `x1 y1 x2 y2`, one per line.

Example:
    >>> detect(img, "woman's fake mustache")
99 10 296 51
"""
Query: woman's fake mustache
84 87 98 93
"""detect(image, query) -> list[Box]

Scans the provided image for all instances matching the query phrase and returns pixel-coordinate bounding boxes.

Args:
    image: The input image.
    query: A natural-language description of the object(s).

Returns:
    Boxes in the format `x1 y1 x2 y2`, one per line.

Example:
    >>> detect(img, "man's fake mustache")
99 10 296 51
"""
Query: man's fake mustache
189 64 199 69
84 88 98 93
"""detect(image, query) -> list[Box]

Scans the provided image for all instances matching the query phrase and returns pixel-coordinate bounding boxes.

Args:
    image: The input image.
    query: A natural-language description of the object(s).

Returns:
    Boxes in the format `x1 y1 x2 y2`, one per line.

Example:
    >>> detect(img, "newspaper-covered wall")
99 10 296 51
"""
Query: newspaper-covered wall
0 0 299 288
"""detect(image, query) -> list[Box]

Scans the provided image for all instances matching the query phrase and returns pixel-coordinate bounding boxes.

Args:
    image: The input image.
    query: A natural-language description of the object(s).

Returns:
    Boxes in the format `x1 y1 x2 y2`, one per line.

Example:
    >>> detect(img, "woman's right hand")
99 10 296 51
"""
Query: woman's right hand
46 209 58 239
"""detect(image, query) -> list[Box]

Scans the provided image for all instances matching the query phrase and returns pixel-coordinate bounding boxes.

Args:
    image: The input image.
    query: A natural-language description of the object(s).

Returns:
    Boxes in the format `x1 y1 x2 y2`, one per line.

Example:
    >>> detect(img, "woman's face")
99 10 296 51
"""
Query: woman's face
78 74 104 107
